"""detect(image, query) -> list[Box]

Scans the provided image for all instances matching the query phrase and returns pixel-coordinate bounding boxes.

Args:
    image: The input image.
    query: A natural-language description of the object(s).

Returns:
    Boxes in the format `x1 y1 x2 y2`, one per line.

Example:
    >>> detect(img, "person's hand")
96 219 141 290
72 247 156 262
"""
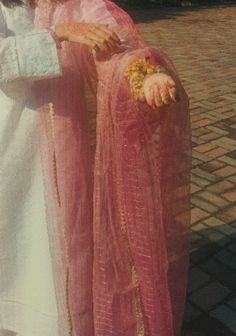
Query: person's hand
143 73 178 108
55 22 121 54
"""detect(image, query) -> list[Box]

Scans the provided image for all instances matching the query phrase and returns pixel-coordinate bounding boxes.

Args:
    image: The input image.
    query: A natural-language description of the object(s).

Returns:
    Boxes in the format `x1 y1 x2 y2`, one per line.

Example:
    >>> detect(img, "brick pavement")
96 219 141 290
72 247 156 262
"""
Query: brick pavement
131 4 236 335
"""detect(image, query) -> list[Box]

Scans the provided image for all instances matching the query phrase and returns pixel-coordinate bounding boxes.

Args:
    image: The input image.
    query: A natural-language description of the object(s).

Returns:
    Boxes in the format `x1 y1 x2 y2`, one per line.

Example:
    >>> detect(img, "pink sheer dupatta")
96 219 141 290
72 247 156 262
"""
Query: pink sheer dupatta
34 1 191 336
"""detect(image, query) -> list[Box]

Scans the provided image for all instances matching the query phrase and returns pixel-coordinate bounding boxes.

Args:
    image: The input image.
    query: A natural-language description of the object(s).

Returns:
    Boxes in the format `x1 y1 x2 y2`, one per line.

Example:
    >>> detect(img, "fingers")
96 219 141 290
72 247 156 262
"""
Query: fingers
91 30 118 51
77 35 97 48
145 84 155 107
97 24 121 43
152 85 177 108
67 23 120 52
95 25 121 51
144 73 178 108
86 31 109 52
146 85 164 109
159 86 172 105
153 85 163 108
78 33 110 53
145 83 166 108
86 25 120 52
168 86 177 102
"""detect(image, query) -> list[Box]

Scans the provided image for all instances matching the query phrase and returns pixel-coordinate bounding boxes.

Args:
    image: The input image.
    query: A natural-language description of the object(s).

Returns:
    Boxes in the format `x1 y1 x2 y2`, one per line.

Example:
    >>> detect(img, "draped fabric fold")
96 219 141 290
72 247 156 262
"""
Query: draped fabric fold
34 1 191 336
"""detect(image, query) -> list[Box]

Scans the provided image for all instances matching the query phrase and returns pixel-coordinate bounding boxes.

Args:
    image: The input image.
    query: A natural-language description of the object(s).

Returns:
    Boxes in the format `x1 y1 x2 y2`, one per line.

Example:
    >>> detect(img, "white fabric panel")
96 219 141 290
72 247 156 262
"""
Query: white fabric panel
0 2 60 336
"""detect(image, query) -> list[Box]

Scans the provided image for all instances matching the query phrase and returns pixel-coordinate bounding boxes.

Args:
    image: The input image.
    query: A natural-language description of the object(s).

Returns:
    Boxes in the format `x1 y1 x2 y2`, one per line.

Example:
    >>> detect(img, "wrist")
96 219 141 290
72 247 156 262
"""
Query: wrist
126 58 169 102
54 24 67 42
47 26 62 49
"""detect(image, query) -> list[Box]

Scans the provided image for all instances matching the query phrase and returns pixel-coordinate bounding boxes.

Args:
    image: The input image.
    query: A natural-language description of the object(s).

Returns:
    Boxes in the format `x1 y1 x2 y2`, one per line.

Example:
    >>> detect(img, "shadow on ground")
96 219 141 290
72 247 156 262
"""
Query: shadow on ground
182 226 236 335
129 2 236 23
134 5 236 335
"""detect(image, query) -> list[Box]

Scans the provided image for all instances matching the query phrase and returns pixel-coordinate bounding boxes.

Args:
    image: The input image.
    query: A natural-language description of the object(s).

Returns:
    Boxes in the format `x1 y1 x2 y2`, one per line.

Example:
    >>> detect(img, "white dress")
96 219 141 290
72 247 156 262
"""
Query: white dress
0 2 62 336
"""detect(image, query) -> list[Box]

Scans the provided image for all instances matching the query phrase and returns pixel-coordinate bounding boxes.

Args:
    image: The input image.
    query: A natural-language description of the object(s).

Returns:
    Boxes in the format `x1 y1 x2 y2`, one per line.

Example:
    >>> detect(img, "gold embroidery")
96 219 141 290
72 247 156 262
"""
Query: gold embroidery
48 102 56 138
48 103 61 207
125 58 169 102
48 102 73 336
116 173 145 336
65 267 73 336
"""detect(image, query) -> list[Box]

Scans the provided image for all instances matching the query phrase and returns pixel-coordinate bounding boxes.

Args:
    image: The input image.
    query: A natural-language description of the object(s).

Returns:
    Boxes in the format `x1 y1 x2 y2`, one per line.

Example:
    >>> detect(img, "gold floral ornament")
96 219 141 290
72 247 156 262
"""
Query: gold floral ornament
125 57 169 102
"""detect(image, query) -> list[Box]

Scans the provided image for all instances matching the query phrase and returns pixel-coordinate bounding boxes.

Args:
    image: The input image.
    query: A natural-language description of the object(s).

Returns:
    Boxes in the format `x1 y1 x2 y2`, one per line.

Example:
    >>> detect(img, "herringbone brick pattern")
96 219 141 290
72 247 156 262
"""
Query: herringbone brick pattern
132 4 236 335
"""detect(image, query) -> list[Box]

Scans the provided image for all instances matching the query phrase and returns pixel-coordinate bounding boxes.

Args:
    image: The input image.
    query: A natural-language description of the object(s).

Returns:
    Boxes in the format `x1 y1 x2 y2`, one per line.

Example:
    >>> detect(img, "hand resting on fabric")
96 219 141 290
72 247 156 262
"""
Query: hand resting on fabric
143 73 178 109
55 22 121 53
55 22 178 109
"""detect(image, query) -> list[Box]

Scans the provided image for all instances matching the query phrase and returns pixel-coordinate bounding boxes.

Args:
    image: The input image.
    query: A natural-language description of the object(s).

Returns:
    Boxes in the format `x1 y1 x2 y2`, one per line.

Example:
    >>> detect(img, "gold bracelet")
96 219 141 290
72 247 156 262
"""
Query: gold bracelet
125 58 169 102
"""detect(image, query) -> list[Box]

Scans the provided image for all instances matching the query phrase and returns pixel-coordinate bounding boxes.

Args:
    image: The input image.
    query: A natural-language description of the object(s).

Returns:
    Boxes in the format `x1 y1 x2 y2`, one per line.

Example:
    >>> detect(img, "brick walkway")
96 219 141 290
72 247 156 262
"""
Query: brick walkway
131 4 236 336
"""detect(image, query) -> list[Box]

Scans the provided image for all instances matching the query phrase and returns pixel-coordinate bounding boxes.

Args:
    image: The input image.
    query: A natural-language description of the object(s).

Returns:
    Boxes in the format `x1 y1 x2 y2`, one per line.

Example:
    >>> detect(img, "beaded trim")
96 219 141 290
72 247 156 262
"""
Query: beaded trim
125 58 169 102
48 102 73 336
48 103 61 207
115 168 145 336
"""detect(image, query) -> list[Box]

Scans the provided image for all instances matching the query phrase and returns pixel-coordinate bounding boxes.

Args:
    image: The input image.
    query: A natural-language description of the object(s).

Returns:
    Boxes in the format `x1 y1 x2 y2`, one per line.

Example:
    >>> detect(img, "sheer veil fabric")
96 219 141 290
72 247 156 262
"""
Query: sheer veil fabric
34 1 191 336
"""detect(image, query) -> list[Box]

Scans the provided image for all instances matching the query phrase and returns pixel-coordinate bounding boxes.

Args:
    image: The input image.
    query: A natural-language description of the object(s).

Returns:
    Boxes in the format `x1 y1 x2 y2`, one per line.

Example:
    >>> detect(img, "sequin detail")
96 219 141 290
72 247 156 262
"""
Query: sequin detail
48 102 73 336
116 170 145 336
48 102 61 207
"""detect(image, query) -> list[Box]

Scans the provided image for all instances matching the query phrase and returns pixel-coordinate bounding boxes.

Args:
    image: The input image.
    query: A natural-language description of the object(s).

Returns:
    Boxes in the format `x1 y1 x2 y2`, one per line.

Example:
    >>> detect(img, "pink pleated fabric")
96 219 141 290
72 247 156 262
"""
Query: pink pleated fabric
34 1 191 336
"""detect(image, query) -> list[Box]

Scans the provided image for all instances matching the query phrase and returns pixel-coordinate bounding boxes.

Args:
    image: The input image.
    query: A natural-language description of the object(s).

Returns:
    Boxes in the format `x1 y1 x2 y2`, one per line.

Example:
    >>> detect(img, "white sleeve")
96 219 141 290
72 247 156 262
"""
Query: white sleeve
0 7 62 83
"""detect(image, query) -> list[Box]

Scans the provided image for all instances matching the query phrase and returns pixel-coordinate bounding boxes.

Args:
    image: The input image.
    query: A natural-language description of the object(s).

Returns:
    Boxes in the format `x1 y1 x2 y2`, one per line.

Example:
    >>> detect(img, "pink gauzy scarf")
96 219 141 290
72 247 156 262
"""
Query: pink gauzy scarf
34 1 191 336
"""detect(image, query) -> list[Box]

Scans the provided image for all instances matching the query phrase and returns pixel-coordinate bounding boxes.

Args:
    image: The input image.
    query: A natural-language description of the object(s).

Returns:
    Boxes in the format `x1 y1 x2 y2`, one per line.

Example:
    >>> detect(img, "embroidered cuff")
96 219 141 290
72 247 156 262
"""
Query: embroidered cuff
15 29 62 80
